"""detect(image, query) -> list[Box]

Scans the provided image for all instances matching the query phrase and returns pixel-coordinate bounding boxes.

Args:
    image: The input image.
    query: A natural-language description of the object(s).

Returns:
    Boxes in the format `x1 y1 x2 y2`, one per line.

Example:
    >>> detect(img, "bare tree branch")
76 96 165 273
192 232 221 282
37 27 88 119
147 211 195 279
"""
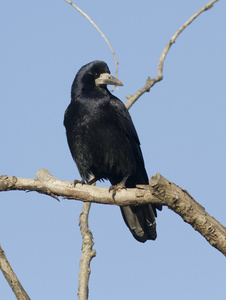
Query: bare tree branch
1 170 225 256
125 0 219 109
78 202 96 300
0 244 31 300
149 173 226 256
78 175 96 300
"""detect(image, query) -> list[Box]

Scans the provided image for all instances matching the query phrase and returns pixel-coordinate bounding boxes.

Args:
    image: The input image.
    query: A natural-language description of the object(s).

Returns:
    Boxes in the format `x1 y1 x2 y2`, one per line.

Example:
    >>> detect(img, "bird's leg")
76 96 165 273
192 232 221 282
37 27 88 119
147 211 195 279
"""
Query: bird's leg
87 177 99 185
109 174 130 201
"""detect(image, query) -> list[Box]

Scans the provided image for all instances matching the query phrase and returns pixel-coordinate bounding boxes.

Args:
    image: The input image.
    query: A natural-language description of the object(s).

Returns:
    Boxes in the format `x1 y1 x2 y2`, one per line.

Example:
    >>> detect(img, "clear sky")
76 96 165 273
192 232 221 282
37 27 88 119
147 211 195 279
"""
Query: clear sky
1 1 226 299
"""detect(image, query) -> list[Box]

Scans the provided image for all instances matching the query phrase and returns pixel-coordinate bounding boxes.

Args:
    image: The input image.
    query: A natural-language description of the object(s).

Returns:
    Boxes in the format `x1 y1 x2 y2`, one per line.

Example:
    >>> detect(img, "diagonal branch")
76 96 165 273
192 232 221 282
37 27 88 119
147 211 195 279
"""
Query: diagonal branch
1 170 225 256
64 0 119 79
0 244 31 300
125 0 219 109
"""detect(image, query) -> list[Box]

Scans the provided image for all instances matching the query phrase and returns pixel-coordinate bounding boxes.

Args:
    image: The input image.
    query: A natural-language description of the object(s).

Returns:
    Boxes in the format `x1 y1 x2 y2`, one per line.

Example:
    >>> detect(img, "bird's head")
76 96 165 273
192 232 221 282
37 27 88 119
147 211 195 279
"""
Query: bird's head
71 61 123 97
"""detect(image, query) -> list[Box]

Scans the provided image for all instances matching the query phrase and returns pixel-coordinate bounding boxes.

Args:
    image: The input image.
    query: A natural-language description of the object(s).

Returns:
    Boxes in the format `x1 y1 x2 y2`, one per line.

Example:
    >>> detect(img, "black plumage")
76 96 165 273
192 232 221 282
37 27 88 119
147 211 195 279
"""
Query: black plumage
64 60 161 242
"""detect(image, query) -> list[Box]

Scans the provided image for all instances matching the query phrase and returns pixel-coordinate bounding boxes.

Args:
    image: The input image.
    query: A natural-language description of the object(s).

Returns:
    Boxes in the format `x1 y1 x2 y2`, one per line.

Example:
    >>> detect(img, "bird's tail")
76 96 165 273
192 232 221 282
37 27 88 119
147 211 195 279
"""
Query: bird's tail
120 204 157 243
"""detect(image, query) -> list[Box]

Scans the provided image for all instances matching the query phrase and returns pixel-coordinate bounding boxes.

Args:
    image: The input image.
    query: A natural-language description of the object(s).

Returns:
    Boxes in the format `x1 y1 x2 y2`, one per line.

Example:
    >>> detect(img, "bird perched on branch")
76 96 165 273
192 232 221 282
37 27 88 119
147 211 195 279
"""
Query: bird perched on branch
64 60 161 242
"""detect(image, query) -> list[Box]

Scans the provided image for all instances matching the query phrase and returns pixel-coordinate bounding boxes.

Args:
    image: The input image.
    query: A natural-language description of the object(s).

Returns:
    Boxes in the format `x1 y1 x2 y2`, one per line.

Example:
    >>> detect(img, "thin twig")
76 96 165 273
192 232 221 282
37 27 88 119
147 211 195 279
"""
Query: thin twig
0 244 31 300
64 0 118 79
125 0 219 109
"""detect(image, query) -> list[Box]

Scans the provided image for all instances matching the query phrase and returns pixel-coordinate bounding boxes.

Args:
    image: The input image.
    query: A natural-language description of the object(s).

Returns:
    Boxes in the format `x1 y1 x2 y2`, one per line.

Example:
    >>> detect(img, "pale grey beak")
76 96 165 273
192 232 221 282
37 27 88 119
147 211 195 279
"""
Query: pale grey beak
95 73 123 87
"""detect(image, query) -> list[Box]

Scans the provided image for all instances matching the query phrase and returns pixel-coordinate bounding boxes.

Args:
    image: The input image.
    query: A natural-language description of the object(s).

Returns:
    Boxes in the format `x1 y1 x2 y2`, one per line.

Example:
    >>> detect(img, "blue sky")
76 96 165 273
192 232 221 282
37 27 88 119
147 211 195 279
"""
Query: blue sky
1 1 226 299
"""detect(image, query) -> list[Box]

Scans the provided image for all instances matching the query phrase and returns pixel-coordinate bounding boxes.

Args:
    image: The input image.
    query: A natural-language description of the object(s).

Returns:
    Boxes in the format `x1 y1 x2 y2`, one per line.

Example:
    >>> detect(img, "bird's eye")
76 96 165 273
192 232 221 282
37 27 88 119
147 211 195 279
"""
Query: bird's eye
94 73 99 78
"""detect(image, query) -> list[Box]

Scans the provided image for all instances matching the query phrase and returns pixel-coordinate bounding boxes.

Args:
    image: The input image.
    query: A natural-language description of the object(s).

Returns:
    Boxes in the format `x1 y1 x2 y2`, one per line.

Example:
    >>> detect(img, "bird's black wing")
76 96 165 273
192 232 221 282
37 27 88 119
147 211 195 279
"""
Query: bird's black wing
109 95 161 242
109 96 147 181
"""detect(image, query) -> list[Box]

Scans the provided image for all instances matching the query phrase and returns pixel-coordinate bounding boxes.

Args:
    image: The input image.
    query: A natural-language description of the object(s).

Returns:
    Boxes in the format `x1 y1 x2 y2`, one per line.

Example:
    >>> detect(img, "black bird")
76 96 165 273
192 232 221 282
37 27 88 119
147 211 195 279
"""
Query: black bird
64 60 161 242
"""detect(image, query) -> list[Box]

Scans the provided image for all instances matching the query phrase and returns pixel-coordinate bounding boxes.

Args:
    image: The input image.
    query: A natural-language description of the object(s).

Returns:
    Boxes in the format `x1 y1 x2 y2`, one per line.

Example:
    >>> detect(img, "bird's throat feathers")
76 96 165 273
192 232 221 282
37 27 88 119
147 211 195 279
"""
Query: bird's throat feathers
71 80 110 102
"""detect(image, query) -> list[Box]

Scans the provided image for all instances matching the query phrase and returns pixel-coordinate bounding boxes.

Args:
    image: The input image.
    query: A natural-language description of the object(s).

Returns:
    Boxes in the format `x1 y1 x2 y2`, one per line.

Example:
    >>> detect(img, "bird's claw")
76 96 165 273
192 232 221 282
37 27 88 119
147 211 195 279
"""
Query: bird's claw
74 177 98 187
109 182 127 201
74 179 85 187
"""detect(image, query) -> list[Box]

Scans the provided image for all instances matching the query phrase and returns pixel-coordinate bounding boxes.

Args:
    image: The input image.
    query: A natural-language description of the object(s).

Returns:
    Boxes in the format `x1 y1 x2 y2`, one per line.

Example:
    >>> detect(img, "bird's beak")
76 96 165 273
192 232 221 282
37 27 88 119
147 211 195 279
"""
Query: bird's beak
95 73 123 87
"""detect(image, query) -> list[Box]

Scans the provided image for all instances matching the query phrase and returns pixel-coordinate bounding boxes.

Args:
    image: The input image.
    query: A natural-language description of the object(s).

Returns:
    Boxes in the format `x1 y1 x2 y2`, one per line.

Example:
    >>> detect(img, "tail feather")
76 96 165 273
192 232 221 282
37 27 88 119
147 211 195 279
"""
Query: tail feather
120 204 157 243
110 169 162 242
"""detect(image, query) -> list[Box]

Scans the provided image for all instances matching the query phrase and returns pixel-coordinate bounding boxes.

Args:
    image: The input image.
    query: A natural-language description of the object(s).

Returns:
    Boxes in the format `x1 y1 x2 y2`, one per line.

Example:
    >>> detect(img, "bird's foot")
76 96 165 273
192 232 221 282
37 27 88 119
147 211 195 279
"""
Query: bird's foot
74 179 85 187
109 175 129 201
74 177 99 187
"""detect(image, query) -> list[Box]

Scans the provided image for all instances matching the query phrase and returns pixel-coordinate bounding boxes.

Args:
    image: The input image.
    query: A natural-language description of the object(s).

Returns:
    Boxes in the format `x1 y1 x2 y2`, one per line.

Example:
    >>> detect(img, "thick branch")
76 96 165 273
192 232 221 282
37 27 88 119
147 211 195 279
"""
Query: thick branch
149 173 226 256
125 0 219 109
1 170 225 256
0 244 30 300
